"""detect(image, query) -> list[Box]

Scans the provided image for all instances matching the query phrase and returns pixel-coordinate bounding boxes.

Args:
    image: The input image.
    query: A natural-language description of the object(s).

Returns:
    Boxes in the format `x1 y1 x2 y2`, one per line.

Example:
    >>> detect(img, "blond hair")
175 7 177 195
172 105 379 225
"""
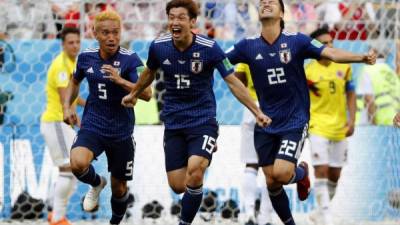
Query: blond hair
94 10 121 31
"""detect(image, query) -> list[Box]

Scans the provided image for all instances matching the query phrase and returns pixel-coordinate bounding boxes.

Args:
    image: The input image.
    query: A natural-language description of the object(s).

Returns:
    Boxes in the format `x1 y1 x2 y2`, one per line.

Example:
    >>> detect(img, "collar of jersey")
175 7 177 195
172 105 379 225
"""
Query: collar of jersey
98 46 121 62
172 32 196 53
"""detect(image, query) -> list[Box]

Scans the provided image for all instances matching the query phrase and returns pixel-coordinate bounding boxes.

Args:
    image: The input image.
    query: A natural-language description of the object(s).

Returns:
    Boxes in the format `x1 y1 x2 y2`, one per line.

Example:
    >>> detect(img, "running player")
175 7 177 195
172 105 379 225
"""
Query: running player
62 11 151 225
306 27 356 225
226 0 376 224
121 1 270 225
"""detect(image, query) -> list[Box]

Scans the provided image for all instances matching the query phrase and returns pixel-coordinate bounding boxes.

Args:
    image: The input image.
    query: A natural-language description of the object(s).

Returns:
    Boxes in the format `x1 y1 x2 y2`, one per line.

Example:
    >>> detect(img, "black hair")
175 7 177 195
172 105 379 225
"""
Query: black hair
60 27 80 43
278 0 285 29
166 0 199 19
310 26 330 39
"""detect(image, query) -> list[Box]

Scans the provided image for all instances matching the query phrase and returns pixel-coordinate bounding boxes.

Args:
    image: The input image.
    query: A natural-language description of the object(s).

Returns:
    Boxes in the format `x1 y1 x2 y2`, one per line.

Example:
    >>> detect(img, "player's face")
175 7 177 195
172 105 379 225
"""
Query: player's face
316 33 333 48
168 7 196 43
94 20 121 55
62 33 80 59
258 0 283 21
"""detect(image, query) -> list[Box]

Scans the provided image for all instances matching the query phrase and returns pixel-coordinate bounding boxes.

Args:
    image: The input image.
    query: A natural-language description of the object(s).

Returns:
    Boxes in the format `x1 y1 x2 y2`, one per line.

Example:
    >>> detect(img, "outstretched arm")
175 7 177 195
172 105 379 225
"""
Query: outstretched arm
223 74 271 127
321 47 376 64
121 67 157 107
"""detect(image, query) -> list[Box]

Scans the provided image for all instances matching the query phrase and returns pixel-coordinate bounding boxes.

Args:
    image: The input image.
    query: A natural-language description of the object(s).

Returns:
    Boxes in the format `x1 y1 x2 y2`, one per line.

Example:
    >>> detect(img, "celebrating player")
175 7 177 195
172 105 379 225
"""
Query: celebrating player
226 0 376 224
235 63 273 225
121 1 270 224
40 27 85 225
306 27 356 225
62 11 151 225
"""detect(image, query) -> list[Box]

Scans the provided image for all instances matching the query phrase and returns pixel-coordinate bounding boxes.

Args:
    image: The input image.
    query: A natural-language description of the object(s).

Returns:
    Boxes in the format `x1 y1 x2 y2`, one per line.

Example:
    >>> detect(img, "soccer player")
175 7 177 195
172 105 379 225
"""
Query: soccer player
305 27 356 225
40 27 85 225
235 63 273 225
226 0 376 225
62 11 151 225
121 1 270 225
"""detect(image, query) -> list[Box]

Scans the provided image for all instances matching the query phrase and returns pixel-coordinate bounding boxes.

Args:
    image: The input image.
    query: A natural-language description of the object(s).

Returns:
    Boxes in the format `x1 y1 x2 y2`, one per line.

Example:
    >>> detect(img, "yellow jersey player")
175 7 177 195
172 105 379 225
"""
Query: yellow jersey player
40 27 85 225
235 63 273 225
306 27 356 225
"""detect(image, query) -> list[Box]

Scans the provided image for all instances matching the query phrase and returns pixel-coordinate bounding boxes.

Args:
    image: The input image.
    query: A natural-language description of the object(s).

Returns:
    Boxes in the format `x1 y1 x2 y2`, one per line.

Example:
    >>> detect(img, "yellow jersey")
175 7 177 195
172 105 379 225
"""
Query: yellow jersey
305 60 353 141
41 51 77 122
235 63 257 101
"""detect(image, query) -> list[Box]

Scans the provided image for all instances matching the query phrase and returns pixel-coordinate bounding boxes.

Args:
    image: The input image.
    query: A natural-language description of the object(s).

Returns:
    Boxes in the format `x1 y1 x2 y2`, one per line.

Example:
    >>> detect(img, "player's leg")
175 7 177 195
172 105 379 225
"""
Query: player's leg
308 134 331 225
105 134 136 225
258 180 274 225
40 122 77 225
177 120 218 225
327 139 348 200
254 127 296 225
70 130 107 212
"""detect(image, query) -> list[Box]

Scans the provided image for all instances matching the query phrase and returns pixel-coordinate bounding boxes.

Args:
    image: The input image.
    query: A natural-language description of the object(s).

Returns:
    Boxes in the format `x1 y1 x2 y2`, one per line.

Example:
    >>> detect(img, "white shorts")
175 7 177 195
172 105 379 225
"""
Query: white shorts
40 122 76 167
309 134 348 167
240 106 258 164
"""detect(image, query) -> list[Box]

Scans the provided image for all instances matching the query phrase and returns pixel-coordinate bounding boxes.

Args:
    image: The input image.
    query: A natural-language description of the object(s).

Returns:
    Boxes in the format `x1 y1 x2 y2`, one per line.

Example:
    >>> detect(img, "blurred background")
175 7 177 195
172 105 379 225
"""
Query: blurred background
0 0 399 224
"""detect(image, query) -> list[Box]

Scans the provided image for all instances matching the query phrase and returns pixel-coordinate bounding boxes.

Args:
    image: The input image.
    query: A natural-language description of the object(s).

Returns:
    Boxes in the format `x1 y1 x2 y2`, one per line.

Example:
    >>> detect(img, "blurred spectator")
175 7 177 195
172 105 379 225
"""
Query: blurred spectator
50 0 80 37
314 1 342 30
0 0 56 39
287 2 318 34
356 42 400 125
330 1 377 40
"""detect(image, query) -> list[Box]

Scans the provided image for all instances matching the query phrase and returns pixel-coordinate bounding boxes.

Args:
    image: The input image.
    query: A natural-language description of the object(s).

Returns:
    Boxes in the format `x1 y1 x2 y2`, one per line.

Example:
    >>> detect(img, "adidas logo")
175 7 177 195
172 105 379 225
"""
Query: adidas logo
255 54 263 60
178 60 186 64
163 59 171 65
87 67 94 73
269 53 276 57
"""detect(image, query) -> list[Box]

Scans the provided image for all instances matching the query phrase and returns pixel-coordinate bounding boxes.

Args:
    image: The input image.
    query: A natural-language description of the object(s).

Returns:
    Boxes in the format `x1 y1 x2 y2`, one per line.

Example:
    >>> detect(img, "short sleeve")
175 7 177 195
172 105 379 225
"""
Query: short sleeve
212 43 234 78
235 63 248 73
73 54 86 82
126 53 144 83
146 41 160 70
297 33 325 60
55 70 70 88
226 39 249 65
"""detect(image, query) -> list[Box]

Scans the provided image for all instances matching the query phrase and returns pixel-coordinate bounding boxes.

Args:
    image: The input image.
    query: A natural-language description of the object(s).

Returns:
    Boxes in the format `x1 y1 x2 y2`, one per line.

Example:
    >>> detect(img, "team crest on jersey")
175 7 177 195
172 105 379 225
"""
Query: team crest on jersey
191 59 203 74
279 49 291 64
336 71 344 78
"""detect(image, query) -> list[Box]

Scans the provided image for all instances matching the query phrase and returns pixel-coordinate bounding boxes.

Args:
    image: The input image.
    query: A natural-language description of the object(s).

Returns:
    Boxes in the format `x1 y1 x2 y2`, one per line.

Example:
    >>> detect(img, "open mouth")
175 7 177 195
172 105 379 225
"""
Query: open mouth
262 7 273 13
106 43 116 48
172 27 182 38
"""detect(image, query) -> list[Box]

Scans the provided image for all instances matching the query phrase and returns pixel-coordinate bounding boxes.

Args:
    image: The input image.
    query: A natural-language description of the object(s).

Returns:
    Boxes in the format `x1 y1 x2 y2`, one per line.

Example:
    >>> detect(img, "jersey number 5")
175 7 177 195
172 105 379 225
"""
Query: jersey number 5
98 83 107 100
267 67 286 85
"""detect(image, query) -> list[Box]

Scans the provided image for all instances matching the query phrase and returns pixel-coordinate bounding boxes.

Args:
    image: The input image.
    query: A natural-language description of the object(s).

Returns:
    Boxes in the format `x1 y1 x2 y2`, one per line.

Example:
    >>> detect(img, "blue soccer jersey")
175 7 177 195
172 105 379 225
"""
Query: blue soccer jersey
147 34 234 129
227 31 325 133
74 47 143 139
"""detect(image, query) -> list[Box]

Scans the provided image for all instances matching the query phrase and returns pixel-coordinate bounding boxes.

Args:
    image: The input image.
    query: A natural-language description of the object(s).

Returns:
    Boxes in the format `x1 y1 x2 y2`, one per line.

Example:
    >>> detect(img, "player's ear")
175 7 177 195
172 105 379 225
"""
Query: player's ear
190 18 197 29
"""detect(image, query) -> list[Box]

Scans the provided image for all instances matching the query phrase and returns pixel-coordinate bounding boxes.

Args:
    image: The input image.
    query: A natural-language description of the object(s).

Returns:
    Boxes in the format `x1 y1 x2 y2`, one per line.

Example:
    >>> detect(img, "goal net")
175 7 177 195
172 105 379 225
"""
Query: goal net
0 0 399 224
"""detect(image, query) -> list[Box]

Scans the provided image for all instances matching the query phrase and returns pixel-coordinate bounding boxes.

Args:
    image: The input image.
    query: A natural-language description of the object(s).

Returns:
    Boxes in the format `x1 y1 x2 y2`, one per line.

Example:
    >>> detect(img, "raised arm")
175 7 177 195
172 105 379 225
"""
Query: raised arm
321 47 376 64
223 74 271 127
121 67 157 107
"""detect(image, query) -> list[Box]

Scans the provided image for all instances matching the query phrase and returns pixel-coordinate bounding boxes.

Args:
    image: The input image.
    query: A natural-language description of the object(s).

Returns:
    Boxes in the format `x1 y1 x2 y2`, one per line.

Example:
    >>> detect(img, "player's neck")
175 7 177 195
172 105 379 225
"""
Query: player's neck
318 59 331 67
99 48 118 60
173 32 194 52
261 19 281 44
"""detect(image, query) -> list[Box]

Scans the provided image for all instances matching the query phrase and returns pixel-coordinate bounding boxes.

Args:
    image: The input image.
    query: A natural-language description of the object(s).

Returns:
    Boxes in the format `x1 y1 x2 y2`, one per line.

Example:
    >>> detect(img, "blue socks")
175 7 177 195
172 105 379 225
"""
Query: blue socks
289 166 306 184
179 185 203 225
268 187 296 225
110 191 129 225
75 165 101 187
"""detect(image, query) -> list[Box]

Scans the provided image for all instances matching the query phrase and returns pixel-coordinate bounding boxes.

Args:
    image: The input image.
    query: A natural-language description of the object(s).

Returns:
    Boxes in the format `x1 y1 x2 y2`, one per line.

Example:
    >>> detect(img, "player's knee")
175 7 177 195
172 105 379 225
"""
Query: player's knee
169 183 185 194
111 181 127 198
272 169 293 184
186 167 205 186
70 156 90 175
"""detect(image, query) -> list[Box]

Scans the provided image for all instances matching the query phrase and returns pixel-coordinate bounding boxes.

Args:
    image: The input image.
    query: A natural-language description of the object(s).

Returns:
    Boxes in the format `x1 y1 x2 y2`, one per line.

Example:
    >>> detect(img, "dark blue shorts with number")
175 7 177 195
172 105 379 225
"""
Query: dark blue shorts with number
71 129 135 180
254 125 308 166
163 119 219 172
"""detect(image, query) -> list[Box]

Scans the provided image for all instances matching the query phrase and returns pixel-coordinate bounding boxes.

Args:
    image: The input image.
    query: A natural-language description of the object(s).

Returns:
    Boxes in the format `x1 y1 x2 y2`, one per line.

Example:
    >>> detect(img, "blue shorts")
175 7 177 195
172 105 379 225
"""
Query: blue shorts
163 119 219 172
71 129 135 180
254 125 308 166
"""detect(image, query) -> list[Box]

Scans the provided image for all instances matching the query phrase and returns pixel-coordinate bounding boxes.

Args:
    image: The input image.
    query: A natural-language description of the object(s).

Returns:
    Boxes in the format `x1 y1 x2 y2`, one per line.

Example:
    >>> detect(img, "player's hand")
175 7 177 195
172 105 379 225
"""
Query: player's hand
121 93 138 107
363 50 377 65
394 112 400 127
345 120 355 137
256 111 272 128
63 107 78 126
101 65 123 84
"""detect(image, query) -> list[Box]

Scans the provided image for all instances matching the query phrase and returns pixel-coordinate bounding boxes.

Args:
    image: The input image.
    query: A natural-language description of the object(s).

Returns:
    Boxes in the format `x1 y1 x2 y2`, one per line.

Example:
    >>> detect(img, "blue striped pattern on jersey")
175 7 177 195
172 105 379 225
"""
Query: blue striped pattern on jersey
227 31 325 133
74 47 143 140
147 34 233 129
